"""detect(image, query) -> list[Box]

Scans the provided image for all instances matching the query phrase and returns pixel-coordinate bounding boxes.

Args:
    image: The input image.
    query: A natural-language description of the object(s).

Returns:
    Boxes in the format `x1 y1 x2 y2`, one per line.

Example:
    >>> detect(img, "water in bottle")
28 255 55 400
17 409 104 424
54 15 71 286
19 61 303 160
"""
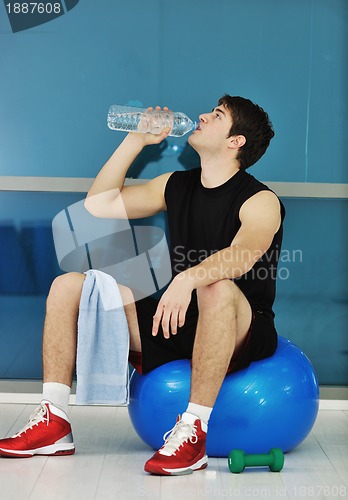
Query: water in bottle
107 105 197 137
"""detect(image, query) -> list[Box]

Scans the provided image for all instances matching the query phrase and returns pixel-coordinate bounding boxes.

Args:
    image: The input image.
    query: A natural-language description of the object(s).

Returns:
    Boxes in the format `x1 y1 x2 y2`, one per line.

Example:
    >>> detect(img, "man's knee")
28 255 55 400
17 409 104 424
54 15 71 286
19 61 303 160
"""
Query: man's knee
196 279 240 309
47 272 85 310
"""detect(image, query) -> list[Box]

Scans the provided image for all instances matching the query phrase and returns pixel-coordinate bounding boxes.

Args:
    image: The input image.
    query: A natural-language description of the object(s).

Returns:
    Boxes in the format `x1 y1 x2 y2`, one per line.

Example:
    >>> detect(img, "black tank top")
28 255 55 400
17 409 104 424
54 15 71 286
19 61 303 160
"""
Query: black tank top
164 167 285 316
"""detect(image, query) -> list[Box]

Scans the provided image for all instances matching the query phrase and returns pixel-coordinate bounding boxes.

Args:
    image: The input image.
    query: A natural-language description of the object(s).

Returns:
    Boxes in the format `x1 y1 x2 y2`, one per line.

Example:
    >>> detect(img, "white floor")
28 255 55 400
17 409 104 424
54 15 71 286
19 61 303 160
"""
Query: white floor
0 404 347 500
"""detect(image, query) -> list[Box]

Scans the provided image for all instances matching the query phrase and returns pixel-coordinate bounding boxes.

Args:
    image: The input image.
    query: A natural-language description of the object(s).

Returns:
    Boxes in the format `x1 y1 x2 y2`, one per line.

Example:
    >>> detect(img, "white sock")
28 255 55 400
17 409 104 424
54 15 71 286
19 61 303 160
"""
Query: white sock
42 382 71 416
183 402 213 424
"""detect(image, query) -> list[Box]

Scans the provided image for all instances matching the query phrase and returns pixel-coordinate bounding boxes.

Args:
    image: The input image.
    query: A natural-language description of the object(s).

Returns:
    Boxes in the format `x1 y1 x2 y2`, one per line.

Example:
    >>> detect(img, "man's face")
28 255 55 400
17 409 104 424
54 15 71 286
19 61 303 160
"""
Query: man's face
188 104 233 153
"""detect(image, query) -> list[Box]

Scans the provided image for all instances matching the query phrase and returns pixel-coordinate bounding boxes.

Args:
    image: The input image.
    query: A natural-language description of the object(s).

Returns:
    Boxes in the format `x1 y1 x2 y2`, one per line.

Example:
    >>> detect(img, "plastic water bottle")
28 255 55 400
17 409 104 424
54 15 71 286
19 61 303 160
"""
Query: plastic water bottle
107 105 197 137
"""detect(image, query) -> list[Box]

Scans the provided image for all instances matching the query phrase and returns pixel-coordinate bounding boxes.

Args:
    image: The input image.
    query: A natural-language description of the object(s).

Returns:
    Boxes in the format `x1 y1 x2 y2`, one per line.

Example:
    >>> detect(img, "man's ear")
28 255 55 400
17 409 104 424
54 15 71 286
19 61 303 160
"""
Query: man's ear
228 135 246 149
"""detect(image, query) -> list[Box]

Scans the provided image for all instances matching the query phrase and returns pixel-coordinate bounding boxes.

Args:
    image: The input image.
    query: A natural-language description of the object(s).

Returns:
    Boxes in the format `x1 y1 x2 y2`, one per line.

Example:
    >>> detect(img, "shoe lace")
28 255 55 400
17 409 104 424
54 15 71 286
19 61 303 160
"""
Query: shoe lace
12 402 50 437
160 418 198 456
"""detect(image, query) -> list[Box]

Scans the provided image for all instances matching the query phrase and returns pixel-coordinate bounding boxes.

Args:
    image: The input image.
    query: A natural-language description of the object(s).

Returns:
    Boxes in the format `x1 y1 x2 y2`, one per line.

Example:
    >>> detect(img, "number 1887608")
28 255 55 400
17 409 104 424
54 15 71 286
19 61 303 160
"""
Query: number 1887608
6 3 62 14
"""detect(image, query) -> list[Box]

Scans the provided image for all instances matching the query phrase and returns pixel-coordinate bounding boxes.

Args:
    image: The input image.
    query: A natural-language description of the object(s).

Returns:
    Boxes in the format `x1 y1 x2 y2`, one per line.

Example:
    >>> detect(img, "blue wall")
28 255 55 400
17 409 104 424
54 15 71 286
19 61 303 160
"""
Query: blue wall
0 0 347 182
0 0 347 384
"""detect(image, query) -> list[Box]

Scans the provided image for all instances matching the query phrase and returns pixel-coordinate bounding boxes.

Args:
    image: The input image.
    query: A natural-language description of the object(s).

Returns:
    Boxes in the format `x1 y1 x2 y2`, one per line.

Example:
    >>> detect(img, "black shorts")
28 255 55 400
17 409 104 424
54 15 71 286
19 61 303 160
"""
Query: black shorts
130 290 278 374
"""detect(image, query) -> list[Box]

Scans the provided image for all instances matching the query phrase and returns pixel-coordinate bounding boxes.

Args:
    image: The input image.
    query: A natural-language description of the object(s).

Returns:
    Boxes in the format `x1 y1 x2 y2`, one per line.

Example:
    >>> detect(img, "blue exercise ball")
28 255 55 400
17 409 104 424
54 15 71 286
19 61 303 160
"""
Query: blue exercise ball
128 336 319 457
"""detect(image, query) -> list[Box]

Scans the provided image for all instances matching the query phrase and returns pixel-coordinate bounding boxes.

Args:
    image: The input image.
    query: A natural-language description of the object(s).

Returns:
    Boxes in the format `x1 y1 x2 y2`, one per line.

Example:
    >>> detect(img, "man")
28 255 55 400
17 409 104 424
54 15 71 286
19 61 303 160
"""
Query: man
0 95 285 476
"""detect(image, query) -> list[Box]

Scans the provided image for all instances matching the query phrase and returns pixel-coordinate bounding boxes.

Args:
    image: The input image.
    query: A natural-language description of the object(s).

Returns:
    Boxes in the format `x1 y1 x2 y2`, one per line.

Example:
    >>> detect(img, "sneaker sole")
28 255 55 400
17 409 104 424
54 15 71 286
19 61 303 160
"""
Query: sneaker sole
145 455 208 476
0 443 75 458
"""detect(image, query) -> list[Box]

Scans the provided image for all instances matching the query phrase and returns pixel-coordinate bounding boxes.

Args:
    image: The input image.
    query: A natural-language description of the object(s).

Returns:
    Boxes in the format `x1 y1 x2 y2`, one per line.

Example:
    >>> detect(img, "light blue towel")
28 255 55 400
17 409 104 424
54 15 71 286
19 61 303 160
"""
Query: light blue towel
76 269 130 405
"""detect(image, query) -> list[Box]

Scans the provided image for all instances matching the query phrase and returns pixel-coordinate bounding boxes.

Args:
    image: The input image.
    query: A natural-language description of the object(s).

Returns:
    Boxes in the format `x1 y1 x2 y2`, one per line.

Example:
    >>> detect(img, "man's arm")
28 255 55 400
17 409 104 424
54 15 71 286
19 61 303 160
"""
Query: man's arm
181 190 281 288
85 110 172 219
152 190 281 337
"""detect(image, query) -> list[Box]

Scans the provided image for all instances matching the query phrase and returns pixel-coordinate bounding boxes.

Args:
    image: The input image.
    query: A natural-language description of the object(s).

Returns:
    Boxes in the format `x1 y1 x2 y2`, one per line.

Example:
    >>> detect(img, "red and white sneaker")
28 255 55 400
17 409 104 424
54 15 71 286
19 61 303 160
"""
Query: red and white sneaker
144 413 208 475
0 400 75 458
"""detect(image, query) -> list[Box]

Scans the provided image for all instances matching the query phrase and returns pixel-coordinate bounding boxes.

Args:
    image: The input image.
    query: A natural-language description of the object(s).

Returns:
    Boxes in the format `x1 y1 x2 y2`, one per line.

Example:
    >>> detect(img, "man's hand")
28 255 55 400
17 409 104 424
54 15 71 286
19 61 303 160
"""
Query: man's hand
152 274 194 339
129 106 172 147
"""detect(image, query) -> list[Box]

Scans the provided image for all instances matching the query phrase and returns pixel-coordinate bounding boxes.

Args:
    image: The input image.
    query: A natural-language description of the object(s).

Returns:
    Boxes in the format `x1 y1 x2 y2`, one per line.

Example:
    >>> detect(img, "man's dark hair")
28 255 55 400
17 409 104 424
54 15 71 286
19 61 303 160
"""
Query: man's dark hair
218 94 275 170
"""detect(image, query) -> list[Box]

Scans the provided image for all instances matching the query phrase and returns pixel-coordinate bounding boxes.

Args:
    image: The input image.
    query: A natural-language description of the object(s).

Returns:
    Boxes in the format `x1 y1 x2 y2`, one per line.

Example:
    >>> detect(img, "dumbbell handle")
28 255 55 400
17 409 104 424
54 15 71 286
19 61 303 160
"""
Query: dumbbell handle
243 453 274 467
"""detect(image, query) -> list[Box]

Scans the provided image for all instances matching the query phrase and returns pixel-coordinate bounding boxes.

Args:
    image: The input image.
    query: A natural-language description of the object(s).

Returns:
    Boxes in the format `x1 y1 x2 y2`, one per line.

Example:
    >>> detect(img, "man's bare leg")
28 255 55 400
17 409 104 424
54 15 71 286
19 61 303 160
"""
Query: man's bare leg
0 272 142 456
43 272 141 387
190 279 252 407
144 280 249 475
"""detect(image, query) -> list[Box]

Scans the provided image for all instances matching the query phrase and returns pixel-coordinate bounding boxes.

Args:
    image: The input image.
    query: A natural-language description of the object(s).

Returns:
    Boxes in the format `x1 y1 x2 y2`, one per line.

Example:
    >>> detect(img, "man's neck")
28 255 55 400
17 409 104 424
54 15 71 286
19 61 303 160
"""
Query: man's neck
200 155 241 188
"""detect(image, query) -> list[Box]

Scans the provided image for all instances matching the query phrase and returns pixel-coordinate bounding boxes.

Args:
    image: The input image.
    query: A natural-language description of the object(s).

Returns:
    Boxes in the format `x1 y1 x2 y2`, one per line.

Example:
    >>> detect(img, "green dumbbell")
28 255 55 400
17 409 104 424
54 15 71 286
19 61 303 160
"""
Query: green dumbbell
228 448 284 473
